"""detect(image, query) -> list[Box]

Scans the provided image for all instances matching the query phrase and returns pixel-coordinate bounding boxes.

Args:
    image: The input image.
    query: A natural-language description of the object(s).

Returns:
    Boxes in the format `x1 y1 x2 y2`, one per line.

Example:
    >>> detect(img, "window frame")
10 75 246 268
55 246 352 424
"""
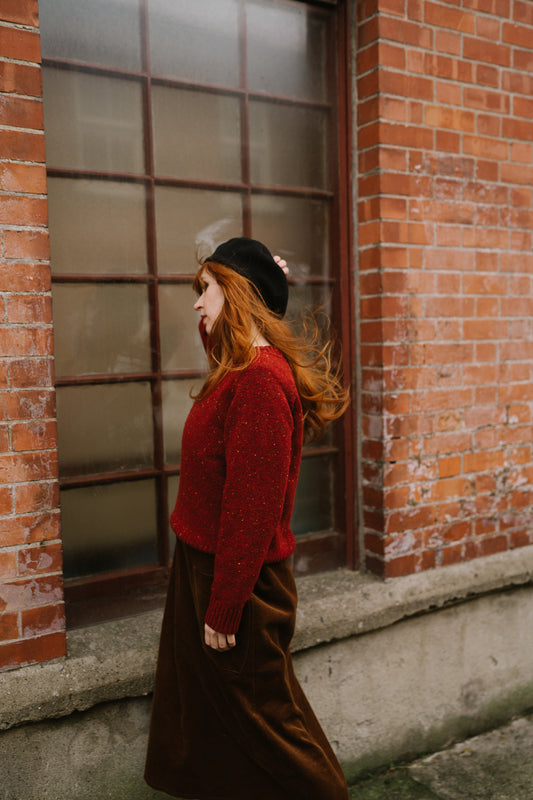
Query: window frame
41 0 356 624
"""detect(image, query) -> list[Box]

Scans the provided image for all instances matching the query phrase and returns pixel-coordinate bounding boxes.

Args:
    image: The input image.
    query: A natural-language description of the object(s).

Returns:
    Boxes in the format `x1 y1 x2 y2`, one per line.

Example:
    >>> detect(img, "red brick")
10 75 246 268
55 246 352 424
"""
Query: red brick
0 327 53 358
0 163 47 194
464 450 504 473
8 358 54 389
384 553 417 578
479 535 508 557
441 544 463 565
0 549 18 579
0 574 63 615
377 41 406 70
380 70 434 101
0 264 51 292
0 613 19 642
21 603 65 638
0 130 45 163
463 36 511 66
0 0 39 26
0 61 42 96
379 17 433 49
17 542 62 577
5 295 52 324
0 631 66 672
512 0 533 23
0 26 41 63
0 511 60 547
14 482 59 515
435 28 462 54
0 450 58 483
425 105 476 132
0 486 14 515
11 420 57 452
512 48 533 73
0 95 44 130
502 20 533 47
0 196 47 226
426 2 476 32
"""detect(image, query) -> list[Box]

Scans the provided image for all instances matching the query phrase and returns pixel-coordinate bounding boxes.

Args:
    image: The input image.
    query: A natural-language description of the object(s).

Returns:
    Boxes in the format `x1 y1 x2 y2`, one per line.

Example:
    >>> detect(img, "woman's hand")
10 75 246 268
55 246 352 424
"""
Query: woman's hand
204 623 236 651
273 255 289 275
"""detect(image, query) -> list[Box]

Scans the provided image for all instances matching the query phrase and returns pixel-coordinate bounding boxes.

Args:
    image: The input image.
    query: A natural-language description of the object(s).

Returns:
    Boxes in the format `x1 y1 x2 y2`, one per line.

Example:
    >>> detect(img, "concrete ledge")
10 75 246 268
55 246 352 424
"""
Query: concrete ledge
1 546 533 732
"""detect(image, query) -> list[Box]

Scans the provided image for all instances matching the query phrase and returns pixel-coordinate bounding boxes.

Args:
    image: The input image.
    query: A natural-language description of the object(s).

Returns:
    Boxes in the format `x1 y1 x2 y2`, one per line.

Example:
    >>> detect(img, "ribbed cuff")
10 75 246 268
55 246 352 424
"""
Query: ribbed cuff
205 597 244 636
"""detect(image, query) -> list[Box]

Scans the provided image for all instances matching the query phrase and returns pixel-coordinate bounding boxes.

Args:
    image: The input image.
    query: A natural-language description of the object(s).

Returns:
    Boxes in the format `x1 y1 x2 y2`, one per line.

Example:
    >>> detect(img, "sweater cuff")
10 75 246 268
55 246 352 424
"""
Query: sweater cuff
205 597 244 636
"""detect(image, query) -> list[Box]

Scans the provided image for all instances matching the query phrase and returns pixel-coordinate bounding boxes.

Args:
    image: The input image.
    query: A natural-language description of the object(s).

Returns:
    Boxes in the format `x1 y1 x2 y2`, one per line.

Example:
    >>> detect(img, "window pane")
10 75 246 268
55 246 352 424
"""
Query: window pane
60 480 157 578
162 379 204 464
251 194 330 279
292 455 334 535
286 282 332 327
39 0 142 71
56 383 153 476
52 284 151 377
247 1 328 101
167 475 179 556
48 178 148 274
249 101 328 189
152 87 242 182
149 0 240 87
155 186 243 274
159 285 208 371
42 68 145 173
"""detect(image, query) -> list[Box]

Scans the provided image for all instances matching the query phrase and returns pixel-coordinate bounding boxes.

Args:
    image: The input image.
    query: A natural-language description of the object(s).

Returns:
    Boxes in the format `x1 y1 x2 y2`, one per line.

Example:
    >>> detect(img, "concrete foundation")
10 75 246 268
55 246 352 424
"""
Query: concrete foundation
1 549 533 799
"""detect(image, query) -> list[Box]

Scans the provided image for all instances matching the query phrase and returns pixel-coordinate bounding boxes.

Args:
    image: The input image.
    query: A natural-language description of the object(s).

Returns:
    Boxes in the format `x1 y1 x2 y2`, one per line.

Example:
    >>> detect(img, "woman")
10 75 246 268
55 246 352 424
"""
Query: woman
145 237 350 800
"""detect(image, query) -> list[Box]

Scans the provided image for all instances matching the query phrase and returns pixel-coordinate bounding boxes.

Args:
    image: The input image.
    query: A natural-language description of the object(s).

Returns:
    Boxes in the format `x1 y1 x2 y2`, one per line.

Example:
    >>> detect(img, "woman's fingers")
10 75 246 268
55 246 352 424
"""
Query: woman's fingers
273 255 289 275
204 623 236 651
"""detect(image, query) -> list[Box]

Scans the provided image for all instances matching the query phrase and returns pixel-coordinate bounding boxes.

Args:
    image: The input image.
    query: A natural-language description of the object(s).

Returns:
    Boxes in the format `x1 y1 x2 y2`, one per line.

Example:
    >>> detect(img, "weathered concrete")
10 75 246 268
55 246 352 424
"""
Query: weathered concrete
350 712 533 800
2 547 533 731
1 549 533 798
299 584 533 782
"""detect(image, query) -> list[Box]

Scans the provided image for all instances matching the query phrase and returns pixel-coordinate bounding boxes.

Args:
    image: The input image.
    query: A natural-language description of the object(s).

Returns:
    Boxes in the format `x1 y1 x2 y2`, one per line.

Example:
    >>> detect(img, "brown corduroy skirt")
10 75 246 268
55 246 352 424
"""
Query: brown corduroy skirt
144 538 350 800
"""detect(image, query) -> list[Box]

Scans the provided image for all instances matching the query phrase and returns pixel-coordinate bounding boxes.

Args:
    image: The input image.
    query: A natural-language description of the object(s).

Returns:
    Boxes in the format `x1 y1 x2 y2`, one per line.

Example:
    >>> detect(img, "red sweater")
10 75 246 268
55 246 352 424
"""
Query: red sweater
170 346 303 634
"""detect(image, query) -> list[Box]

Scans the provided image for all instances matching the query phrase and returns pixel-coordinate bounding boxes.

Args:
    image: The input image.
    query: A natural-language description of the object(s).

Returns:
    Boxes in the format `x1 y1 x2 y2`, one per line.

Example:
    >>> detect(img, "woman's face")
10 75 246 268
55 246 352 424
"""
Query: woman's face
194 269 225 334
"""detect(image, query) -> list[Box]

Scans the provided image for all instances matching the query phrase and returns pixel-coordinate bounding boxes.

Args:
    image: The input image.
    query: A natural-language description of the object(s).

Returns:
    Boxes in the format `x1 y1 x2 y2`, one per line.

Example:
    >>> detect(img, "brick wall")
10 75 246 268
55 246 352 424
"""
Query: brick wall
0 0 532 668
0 0 65 669
357 0 533 577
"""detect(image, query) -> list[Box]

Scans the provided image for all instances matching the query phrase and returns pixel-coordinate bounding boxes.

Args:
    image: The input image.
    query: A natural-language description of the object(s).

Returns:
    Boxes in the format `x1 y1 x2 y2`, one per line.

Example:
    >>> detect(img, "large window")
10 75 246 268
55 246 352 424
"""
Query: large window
39 0 352 619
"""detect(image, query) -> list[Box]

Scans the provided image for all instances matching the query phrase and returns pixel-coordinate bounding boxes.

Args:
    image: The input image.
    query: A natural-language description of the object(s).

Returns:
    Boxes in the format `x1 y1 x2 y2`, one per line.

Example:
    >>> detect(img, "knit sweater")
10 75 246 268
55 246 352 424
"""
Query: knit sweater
170 346 303 635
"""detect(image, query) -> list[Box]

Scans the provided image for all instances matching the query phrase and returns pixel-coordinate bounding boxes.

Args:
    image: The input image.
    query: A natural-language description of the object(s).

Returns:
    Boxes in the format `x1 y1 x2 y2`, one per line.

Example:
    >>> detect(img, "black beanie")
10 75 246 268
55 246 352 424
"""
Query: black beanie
204 237 289 317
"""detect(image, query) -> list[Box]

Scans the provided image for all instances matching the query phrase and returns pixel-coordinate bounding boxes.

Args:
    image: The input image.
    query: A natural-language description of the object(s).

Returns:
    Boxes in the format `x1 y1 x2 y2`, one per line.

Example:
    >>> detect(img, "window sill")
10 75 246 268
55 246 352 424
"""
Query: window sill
1 546 533 732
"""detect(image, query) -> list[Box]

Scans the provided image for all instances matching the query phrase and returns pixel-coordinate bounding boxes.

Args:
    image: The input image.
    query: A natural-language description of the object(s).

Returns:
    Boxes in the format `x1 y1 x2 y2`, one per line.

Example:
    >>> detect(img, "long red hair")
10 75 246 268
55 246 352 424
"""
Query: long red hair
192 261 349 443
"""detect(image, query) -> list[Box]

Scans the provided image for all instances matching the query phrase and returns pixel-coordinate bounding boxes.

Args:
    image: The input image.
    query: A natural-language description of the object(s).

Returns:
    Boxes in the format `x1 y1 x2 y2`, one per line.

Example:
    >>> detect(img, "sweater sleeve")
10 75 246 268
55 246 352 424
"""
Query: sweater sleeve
204 364 294 634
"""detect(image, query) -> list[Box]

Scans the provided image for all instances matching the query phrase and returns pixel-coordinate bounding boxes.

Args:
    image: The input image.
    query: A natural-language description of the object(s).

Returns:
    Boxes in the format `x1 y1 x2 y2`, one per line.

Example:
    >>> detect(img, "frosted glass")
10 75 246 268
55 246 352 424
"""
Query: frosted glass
149 0 240 87
152 86 242 181
159 285 208 371
249 101 328 189
42 68 144 173
167 474 179 557
162 379 205 464
292 456 334 535
48 178 147 275
52 284 151 377
286 282 332 327
56 383 153 476
251 194 330 279
247 1 328 101
60 480 157 578
39 0 142 71
155 186 243 273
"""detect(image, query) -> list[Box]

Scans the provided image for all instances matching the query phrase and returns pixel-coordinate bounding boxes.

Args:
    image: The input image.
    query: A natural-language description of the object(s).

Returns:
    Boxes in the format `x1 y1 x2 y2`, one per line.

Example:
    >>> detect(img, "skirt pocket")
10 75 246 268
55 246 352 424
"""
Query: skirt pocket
190 560 252 676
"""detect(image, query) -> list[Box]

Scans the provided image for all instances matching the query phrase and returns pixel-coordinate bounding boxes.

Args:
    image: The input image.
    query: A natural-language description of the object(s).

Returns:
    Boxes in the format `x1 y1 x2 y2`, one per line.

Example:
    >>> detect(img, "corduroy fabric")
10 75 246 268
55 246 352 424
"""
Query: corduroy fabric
144 539 350 800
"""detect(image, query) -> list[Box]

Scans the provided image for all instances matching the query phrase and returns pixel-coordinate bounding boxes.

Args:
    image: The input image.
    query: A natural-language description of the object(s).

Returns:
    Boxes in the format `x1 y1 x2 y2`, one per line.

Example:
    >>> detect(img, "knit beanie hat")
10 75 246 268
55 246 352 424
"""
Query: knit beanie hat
205 237 289 317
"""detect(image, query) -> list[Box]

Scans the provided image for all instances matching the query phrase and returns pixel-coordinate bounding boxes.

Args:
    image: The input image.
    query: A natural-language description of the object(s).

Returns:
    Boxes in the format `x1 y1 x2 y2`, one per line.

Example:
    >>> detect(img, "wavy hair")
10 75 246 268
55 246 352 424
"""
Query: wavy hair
192 261 349 443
